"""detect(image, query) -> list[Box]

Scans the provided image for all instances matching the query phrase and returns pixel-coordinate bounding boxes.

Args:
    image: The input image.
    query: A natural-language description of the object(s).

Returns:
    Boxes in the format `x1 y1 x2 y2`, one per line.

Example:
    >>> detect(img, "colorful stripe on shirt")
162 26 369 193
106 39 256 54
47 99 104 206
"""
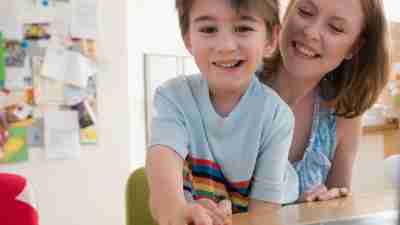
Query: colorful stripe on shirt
183 155 251 213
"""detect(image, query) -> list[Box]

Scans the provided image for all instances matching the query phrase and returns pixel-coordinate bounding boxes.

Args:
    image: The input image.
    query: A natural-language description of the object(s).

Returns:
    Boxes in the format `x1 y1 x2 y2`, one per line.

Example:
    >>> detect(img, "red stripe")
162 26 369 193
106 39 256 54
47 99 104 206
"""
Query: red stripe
230 180 250 189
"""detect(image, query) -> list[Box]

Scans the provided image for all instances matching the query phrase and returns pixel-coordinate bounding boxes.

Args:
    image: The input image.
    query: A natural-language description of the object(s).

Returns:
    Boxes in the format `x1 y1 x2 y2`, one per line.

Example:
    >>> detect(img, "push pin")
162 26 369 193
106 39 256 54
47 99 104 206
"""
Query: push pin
42 0 49 6
21 41 29 49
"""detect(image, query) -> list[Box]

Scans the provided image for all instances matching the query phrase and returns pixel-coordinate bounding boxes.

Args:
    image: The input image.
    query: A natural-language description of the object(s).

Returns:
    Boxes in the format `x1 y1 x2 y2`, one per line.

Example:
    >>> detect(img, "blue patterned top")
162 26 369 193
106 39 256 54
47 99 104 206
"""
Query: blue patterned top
292 96 337 195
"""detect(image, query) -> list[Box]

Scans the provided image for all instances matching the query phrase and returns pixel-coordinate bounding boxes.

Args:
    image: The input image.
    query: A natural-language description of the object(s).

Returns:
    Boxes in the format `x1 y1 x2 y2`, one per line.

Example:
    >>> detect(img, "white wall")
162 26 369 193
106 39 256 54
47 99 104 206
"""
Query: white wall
128 0 189 170
0 1 131 225
352 135 386 193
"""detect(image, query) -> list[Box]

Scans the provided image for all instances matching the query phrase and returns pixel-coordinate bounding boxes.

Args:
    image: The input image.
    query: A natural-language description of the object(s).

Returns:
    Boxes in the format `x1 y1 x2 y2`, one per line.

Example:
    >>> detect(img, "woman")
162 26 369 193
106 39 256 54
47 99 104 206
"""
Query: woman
260 0 390 201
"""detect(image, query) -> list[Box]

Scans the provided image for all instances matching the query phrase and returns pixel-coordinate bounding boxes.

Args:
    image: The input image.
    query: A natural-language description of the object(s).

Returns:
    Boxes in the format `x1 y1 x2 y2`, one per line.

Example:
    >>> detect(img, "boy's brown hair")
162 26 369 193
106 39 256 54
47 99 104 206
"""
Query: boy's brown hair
175 0 280 40
260 0 391 118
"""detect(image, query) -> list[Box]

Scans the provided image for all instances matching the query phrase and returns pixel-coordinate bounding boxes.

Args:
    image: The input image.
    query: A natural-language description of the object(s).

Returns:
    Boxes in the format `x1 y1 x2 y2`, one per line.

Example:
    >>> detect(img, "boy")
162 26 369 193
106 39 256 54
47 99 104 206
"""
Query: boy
145 0 299 225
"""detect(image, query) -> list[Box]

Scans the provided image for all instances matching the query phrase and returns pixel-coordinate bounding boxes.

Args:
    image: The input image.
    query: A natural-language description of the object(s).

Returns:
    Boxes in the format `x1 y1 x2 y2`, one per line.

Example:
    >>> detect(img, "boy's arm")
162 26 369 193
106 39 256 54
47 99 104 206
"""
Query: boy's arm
145 145 187 223
146 146 221 225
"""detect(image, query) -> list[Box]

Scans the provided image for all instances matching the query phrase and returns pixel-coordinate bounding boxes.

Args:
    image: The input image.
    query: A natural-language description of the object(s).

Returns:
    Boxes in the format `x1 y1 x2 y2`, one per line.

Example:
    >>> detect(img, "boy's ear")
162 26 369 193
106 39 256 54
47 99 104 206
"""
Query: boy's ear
346 37 365 60
263 25 279 57
183 34 193 55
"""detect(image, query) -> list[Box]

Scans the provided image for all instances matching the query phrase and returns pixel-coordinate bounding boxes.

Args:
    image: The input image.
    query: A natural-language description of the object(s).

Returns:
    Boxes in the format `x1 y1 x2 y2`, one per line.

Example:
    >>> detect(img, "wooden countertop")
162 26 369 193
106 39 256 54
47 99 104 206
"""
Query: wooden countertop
363 118 399 135
232 191 398 225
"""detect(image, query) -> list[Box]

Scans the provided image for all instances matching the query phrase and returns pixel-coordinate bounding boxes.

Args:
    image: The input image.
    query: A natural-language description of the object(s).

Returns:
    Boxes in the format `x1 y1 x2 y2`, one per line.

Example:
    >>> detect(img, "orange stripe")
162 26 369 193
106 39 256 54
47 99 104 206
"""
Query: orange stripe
192 176 226 190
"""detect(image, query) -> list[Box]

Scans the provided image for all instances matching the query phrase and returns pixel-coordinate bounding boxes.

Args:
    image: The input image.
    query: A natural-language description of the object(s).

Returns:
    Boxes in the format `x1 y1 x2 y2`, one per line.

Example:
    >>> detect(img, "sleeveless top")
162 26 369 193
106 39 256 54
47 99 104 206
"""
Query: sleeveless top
292 96 337 195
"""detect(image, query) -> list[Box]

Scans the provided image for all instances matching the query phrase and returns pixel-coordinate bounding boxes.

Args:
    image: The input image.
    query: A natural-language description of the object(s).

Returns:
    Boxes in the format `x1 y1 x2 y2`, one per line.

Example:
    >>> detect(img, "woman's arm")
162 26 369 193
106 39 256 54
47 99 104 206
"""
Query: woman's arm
325 116 362 189
298 116 362 202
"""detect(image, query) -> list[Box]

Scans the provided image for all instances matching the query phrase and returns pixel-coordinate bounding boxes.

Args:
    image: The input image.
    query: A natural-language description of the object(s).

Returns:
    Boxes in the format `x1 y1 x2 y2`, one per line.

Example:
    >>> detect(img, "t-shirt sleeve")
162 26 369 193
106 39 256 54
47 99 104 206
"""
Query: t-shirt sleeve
147 87 189 159
250 103 295 204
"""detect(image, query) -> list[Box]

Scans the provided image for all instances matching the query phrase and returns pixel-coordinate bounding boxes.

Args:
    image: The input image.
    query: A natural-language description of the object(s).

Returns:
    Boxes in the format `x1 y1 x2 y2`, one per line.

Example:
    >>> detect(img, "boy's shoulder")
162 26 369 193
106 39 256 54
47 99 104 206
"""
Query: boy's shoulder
253 78 289 110
159 74 202 91
155 74 203 102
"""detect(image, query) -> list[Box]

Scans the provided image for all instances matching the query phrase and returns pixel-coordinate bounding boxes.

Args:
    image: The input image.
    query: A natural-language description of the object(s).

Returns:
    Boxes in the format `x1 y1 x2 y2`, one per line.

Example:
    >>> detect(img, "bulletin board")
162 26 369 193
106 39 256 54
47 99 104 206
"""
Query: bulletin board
144 53 199 144
0 0 99 163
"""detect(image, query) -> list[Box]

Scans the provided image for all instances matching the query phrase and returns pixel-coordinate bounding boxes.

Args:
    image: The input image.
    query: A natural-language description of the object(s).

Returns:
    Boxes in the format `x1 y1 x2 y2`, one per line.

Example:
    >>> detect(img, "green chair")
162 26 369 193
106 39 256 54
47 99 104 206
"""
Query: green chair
126 167 157 225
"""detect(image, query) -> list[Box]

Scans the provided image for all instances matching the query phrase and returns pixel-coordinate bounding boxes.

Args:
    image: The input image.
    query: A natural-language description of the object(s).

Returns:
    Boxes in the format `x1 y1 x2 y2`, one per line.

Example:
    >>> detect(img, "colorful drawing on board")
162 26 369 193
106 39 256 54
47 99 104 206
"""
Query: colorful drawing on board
80 125 96 144
0 126 28 163
0 32 5 88
4 40 26 67
23 23 51 41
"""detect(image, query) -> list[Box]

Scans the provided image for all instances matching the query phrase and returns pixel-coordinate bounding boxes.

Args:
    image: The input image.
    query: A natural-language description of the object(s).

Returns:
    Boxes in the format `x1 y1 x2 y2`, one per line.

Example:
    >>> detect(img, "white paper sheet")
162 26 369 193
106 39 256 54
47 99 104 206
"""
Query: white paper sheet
44 109 80 160
5 57 32 91
70 0 98 39
41 46 92 88
19 0 54 24
0 2 23 40
32 56 65 105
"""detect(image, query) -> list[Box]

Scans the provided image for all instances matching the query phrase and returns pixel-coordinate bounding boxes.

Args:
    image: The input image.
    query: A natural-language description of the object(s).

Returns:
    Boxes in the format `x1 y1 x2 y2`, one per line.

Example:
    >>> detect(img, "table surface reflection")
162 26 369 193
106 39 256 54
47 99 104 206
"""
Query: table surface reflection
232 191 398 225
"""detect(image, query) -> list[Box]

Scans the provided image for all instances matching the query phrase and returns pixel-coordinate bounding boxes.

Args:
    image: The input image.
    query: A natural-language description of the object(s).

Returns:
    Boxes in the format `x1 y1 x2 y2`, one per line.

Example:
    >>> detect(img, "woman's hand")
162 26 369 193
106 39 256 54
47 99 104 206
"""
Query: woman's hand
300 184 351 202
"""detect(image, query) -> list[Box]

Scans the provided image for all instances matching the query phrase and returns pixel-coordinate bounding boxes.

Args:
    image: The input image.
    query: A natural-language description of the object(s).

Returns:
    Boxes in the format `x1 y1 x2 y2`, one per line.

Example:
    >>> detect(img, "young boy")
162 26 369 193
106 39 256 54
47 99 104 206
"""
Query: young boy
145 0 299 225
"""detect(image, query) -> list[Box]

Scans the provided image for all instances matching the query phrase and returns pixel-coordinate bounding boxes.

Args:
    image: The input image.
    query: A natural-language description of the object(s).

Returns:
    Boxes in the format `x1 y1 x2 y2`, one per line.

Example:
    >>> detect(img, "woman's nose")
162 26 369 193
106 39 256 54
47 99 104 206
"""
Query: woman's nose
302 21 321 41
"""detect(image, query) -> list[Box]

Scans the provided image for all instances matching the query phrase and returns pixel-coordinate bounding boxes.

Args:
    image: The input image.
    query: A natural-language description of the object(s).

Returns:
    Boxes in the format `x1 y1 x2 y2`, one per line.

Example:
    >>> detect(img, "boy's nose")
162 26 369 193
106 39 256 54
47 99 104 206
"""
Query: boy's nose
214 32 238 54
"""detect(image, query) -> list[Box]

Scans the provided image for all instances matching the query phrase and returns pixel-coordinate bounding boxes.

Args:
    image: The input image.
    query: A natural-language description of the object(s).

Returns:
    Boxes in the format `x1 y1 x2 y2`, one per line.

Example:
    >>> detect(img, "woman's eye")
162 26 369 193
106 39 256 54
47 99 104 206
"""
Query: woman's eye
234 26 254 33
298 8 313 17
199 26 217 34
330 25 344 33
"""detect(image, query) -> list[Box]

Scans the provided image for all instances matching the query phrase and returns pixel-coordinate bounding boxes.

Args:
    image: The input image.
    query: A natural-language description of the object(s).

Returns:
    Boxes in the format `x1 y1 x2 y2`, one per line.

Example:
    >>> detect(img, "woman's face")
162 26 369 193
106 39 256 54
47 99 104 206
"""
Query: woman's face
279 0 364 81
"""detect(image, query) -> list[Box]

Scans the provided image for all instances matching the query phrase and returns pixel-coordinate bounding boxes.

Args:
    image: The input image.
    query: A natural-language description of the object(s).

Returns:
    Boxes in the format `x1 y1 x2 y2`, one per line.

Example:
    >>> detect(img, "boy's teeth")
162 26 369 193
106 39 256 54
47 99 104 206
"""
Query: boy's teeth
216 61 239 68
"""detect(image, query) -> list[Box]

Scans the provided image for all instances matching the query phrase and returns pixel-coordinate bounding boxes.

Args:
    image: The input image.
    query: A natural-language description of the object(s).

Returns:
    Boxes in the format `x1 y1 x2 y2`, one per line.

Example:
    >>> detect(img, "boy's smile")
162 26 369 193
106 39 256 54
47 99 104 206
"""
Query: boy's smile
184 0 276 96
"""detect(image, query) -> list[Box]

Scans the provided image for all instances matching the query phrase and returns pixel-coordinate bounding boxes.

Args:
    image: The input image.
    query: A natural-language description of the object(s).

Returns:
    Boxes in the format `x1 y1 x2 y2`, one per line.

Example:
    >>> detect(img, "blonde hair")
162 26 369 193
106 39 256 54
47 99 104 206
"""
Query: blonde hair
260 0 391 118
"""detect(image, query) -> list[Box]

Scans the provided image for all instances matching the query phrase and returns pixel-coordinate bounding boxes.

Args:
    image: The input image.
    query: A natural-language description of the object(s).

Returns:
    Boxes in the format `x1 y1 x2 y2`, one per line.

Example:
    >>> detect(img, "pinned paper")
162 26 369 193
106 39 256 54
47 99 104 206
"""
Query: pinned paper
41 45 95 88
44 109 80 160
0 126 28 164
0 33 5 88
4 40 32 91
27 118 44 147
70 0 98 39
64 85 86 106
0 2 23 40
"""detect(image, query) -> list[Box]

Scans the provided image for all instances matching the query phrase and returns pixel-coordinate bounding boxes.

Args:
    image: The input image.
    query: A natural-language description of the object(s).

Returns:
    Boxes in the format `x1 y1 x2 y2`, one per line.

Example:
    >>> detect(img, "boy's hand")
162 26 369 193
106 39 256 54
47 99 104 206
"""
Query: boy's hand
300 184 351 202
158 202 214 225
196 198 232 225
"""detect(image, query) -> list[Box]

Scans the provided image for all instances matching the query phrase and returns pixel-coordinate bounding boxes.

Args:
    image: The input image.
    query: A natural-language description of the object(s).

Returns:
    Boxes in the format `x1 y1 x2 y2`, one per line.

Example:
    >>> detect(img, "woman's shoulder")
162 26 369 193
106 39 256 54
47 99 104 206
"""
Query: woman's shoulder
335 114 363 148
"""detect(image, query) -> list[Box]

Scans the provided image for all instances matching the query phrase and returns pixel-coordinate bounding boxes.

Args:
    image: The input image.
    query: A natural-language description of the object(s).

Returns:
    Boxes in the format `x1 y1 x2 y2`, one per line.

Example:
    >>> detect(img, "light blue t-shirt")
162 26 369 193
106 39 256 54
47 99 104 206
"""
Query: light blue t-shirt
149 74 299 213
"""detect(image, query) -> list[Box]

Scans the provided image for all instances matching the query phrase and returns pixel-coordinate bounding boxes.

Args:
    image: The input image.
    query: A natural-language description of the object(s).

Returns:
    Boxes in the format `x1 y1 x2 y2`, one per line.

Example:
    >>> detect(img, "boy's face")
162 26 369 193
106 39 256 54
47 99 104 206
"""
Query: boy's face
184 0 277 94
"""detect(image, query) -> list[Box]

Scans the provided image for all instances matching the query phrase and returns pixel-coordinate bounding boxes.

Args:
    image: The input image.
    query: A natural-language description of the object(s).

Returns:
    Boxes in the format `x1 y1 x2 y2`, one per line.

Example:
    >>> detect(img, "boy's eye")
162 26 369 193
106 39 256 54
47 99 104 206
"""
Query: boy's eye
298 8 313 17
199 26 218 34
329 25 344 33
234 25 255 33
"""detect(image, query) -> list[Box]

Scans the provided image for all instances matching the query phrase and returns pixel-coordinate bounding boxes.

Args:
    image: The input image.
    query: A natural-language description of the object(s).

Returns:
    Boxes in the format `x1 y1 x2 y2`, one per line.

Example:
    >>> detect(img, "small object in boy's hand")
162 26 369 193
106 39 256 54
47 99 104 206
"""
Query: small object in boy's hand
218 199 232 225
218 199 232 216
339 187 350 196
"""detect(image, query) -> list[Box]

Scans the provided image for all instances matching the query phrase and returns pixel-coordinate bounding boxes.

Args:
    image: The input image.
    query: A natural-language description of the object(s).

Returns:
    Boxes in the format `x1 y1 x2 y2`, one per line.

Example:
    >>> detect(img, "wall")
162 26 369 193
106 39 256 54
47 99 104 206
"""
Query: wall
0 1 131 225
128 0 189 169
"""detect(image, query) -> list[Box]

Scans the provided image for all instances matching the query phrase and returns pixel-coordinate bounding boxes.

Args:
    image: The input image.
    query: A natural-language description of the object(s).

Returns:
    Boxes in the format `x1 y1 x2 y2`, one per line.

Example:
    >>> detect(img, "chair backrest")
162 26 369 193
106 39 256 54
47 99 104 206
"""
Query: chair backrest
0 173 39 225
126 167 157 225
